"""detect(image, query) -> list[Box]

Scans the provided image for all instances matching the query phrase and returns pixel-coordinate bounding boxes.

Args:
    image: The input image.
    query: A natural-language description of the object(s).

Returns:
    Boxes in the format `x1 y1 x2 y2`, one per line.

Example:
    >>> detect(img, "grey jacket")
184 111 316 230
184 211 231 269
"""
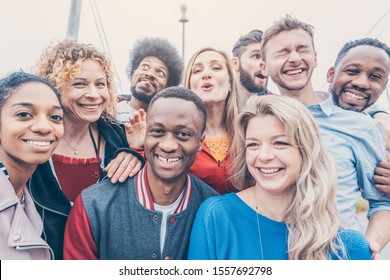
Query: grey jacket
82 174 218 260
0 172 53 260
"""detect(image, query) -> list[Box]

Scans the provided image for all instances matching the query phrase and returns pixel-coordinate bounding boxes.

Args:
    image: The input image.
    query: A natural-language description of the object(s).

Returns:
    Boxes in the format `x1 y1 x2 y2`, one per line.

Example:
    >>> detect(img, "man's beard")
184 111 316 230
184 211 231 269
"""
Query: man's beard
131 85 155 104
239 66 266 94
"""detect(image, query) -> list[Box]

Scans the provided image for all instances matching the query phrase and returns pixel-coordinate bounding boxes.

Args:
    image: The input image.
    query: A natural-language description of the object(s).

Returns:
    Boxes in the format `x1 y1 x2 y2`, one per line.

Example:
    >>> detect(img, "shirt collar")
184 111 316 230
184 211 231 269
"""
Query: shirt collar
307 91 334 117
0 161 10 180
135 164 192 214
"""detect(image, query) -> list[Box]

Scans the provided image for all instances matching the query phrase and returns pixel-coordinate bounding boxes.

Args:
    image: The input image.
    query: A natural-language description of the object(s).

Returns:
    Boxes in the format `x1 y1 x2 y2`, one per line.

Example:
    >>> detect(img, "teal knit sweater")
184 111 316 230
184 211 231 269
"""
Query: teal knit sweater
188 193 371 260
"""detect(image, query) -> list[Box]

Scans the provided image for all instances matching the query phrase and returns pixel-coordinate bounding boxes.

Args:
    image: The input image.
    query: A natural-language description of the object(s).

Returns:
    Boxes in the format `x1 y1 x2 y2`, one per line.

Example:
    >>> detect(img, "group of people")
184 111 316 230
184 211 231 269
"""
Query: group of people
1 15 390 260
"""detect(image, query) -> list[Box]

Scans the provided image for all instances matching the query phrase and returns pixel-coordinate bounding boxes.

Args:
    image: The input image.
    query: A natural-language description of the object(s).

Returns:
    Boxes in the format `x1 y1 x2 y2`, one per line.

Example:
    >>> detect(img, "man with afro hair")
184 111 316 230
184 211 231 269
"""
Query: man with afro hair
117 37 183 123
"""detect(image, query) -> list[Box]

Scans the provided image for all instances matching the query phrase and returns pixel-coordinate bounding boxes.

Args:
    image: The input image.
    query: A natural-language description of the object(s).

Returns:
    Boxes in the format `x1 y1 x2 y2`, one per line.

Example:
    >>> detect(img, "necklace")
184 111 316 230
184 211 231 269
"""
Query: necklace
255 206 265 260
62 127 89 155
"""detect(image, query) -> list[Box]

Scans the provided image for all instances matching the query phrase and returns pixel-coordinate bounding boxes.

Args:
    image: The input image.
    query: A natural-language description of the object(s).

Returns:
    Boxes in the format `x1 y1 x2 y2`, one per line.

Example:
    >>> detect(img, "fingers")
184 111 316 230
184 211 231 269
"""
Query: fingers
139 108 146 120
374 161 390 196
105 152 142 183
368 240 381 260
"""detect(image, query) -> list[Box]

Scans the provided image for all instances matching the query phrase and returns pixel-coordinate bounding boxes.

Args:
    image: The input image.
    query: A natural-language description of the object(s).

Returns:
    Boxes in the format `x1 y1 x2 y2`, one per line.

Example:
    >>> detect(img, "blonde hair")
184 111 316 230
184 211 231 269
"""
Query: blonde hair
183 47 240 144
35 40 117 122
231 95 345 260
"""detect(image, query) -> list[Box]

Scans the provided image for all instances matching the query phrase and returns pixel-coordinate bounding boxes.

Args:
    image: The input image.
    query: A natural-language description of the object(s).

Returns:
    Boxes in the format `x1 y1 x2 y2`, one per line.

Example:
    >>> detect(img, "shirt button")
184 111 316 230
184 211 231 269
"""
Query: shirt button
152 253 157 258
165 256 171 260
170 217 176 224
13 234 21 243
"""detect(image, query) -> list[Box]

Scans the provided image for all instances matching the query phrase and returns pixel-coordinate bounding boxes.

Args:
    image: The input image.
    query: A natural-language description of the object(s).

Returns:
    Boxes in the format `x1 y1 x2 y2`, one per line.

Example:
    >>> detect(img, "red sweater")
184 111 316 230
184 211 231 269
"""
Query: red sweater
189 143 237 195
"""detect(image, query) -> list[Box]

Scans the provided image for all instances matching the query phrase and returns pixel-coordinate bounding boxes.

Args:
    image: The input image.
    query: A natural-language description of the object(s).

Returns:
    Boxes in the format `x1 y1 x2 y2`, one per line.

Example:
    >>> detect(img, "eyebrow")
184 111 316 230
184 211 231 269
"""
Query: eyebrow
143 60 168 71
11 102 62 110
194 59 223 66
344 63 387 73
246 134 286 141
73 77 106 81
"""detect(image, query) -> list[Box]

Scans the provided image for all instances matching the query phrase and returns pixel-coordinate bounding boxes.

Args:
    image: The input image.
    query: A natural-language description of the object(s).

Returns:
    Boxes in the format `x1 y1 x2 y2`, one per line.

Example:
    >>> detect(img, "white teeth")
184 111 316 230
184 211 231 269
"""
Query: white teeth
83 105 99 109
260 168 280 174
158 156 180 163
26 140 51 147
344 91 365 100
286 69 303 75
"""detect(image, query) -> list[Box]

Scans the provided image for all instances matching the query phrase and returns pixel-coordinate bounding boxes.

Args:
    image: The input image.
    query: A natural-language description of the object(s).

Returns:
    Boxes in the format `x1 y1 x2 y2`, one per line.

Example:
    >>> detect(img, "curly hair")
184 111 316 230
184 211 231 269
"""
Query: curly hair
230 95 346 260
34 40 117 122
127 37 183 87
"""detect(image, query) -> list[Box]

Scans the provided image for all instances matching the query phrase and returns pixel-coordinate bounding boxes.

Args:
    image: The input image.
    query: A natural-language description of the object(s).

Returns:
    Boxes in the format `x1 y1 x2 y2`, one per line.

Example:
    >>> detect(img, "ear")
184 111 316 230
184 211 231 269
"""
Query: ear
326 67 335 83
198 133 206 152
231 57 240 71
314 51 318 68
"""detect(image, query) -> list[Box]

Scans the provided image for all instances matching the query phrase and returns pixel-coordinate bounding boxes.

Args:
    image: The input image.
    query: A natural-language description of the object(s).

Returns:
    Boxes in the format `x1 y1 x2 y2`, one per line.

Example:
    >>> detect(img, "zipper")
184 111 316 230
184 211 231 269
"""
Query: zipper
29 180 69 218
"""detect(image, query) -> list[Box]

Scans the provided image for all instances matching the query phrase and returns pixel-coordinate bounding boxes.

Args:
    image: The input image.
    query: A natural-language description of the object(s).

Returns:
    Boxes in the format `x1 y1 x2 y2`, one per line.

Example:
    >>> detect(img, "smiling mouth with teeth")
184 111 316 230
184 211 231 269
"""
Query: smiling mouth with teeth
157 155 181 164
344 91 366 101
24 140 53 147
82 104 100 109
285 69 303 75
260 168 281 174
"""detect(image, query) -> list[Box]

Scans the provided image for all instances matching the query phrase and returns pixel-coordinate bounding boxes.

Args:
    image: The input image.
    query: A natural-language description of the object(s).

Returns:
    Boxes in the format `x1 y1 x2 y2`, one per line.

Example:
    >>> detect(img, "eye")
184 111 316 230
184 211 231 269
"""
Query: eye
156 70 166 78
150 129 164 137
297 46 311 53
176 131 190 139
251 54 261 59
273 141 290 149
50 114 63 122
344 69 359 75
211 64 222 71
96 81 107 87
16 112 33 118
245 142 259 150
71 81 87 88
192 67 202 74
370 73 383 81
141 63 149 71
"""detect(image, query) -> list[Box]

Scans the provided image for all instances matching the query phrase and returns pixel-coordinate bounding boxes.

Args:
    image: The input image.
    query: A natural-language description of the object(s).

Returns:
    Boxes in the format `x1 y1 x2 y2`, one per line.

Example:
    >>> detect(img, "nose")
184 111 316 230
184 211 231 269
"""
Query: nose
143 68 156 80
257 145 275 162
287 50 302 63
259 59 269 78
201 68 212 80
159 134 178 152
351 74 369 90
85 85 100 98
31 115 53 134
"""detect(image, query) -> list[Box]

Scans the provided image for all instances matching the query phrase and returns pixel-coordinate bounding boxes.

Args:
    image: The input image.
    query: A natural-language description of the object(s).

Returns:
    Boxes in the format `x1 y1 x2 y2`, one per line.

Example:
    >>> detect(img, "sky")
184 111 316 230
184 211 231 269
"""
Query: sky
1 0 390 109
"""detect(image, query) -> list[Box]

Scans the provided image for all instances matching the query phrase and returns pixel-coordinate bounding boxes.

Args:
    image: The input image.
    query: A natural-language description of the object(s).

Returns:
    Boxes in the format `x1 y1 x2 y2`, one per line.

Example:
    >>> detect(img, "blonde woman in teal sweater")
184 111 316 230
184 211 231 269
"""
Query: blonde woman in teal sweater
188 95 371 260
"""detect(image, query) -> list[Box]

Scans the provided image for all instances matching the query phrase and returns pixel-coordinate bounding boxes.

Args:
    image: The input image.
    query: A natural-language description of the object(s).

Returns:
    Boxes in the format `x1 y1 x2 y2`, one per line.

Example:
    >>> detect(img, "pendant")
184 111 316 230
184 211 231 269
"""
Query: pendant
74 150 78 155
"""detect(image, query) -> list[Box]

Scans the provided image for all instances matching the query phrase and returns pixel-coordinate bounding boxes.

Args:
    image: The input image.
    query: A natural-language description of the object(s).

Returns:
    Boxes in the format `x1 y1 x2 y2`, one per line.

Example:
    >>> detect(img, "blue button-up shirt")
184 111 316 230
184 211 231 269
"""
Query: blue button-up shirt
308 92 390 231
